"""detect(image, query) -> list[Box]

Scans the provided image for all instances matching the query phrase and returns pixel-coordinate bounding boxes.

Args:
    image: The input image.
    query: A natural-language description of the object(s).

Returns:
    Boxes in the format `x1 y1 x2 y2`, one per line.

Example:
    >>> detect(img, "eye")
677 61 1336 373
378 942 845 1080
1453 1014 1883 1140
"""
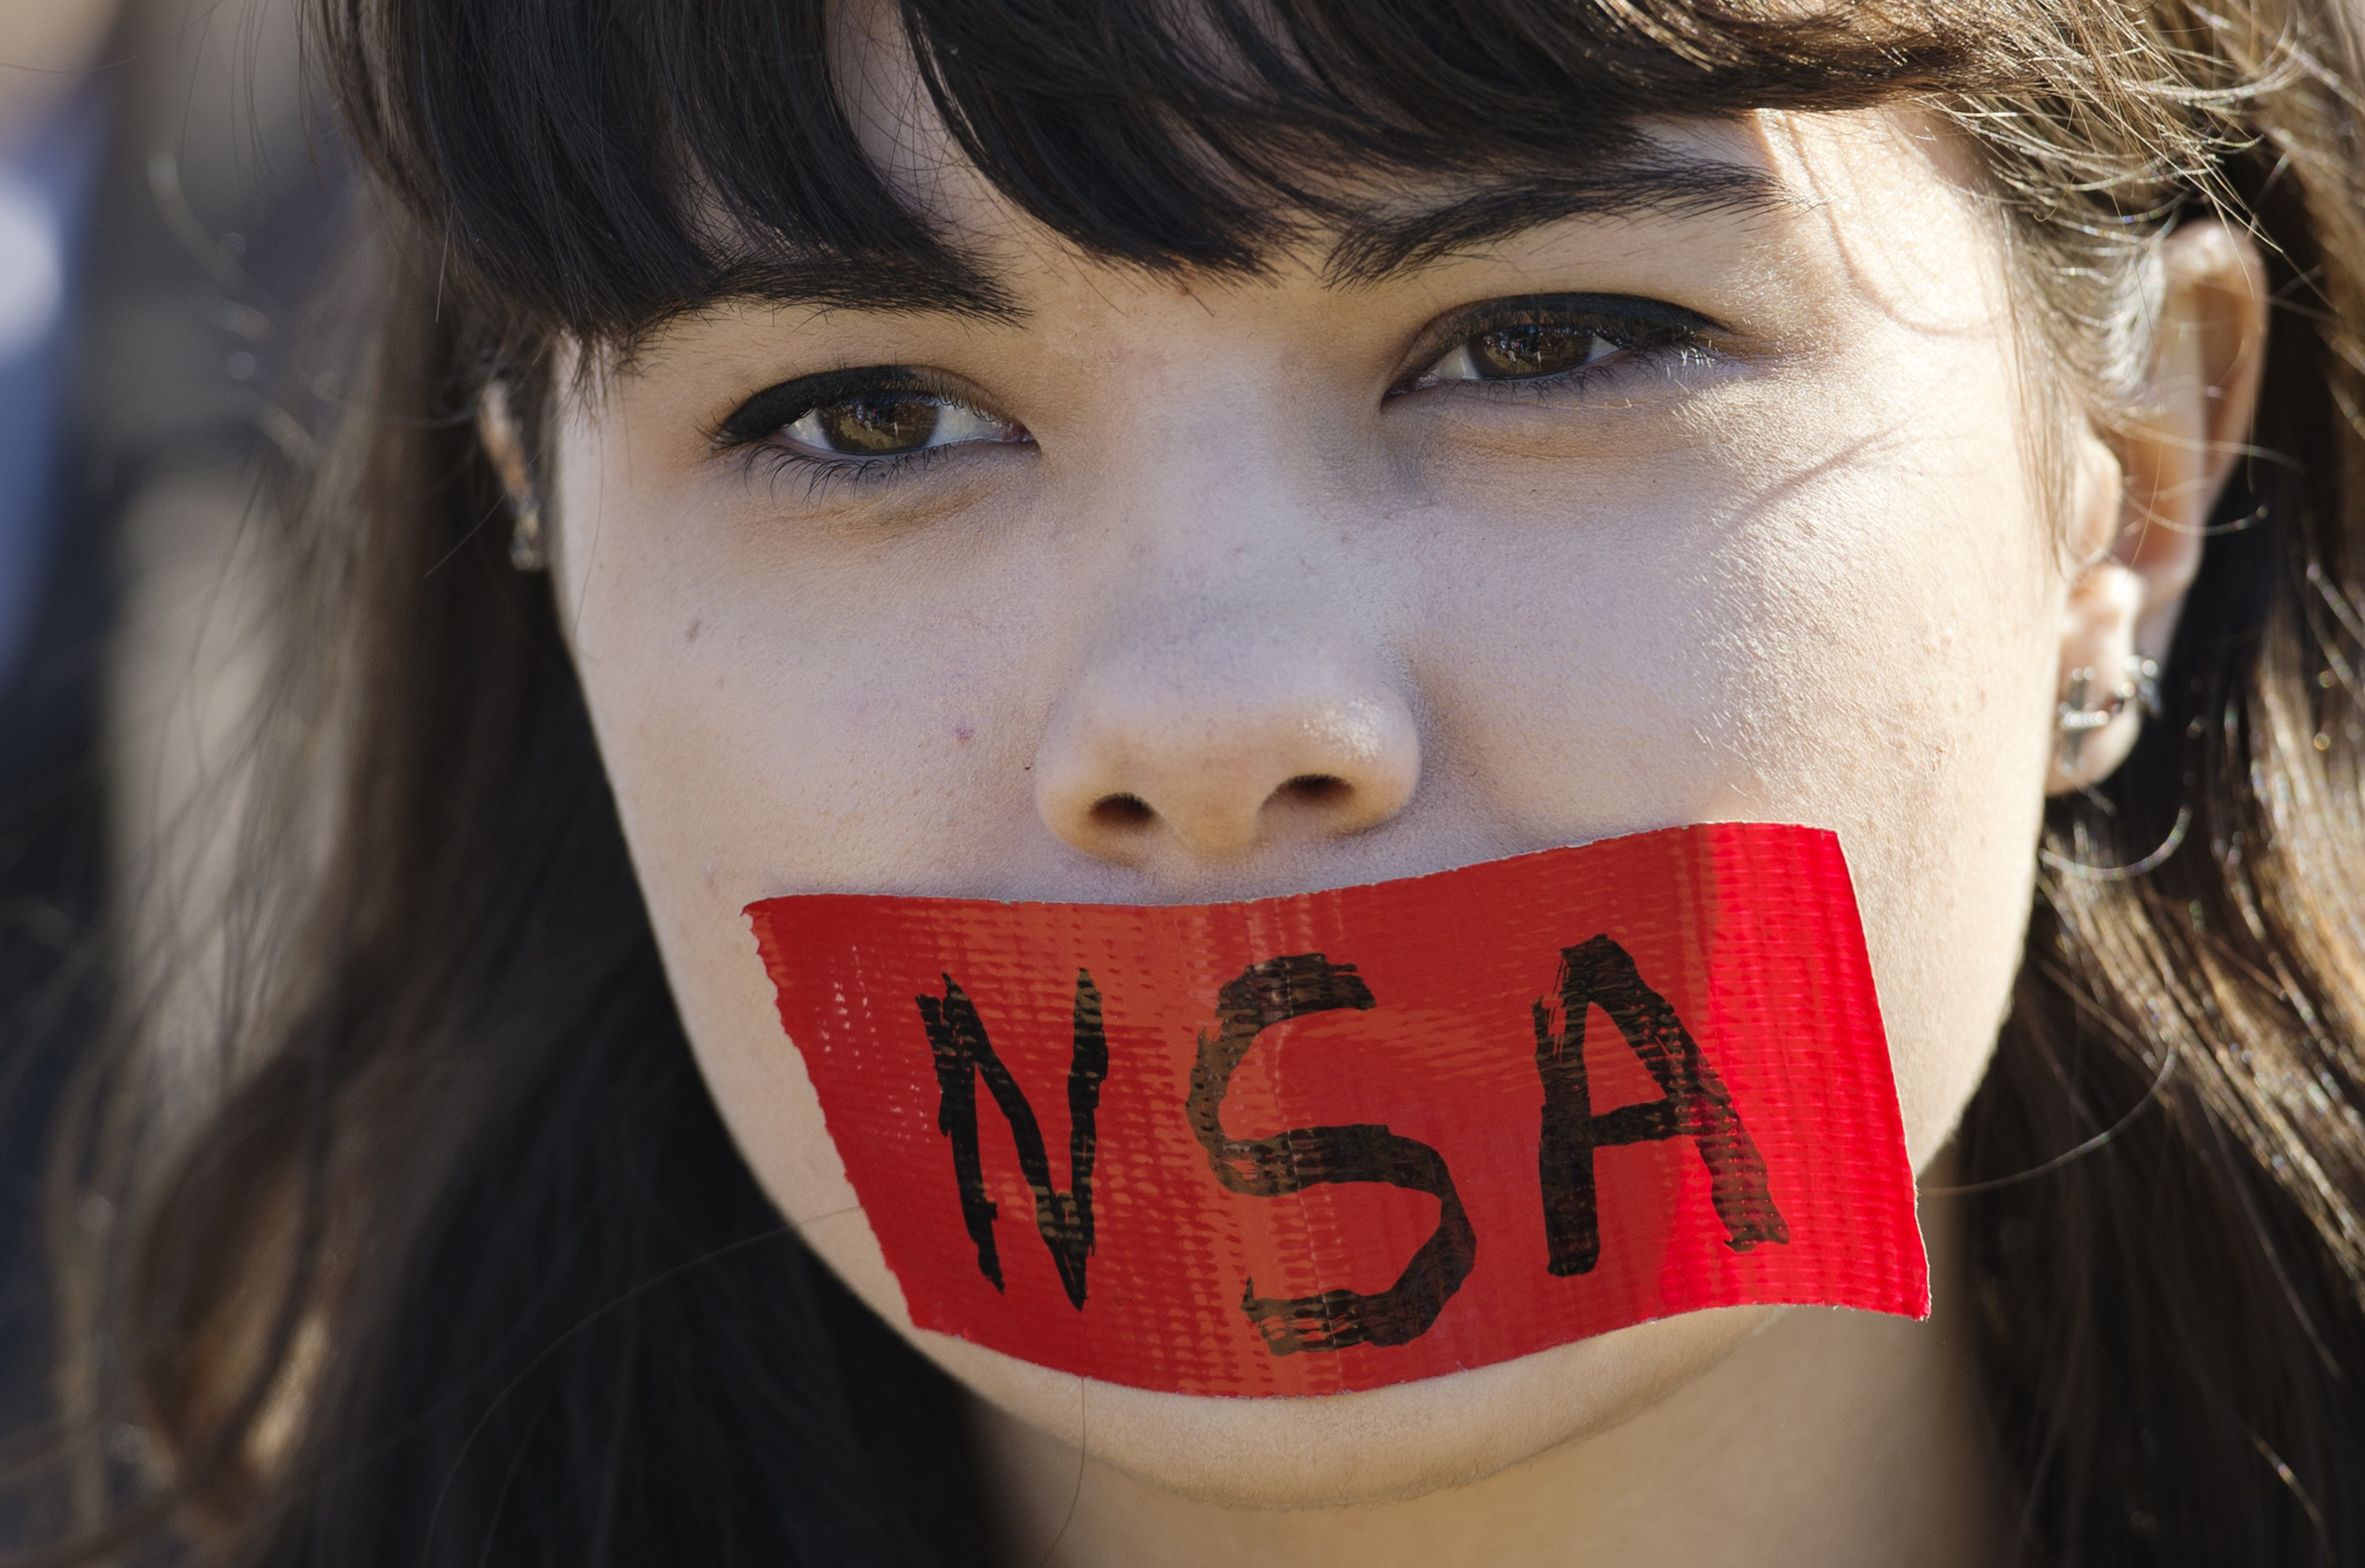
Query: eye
716 368 1030 464
780 389 1025 458
1396 295 1719 396
1422 324 1621 385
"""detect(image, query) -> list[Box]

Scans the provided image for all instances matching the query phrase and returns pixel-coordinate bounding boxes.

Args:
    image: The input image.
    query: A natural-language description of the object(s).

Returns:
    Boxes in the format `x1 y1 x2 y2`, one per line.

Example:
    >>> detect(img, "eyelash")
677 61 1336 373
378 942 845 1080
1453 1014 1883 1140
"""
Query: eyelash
1390 295 1722 402
734 439 966 502
713 294 1721 499
712 366 1020 501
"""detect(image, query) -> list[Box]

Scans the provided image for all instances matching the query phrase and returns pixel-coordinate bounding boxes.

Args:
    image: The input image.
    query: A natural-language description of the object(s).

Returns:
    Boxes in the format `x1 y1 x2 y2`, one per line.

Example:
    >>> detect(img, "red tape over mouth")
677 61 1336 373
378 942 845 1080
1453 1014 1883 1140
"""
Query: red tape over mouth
747 823 1927 1397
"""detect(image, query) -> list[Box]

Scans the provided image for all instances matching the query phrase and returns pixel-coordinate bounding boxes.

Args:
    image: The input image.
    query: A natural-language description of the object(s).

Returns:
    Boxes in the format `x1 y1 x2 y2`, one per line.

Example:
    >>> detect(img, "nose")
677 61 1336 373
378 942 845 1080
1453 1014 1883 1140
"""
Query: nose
1034 600 1422 867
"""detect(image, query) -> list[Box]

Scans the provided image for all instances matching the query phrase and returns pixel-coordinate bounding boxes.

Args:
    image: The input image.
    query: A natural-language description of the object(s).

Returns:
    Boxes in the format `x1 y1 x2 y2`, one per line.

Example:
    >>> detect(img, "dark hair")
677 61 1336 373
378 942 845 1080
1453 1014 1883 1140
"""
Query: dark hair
44 1 2365 1563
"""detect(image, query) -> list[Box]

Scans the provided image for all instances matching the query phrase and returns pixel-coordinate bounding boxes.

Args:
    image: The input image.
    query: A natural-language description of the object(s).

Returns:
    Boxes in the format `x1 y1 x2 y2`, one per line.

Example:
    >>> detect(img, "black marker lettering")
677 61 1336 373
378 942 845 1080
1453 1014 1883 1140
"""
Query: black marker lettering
1186 954 1477 1356
1533 935 1787 1276
917 970 1108 1309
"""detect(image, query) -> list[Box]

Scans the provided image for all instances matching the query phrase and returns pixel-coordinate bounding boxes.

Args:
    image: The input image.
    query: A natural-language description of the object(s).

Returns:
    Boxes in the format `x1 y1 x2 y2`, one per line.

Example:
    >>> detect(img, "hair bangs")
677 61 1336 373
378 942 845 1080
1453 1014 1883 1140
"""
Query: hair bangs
320 0 1998 345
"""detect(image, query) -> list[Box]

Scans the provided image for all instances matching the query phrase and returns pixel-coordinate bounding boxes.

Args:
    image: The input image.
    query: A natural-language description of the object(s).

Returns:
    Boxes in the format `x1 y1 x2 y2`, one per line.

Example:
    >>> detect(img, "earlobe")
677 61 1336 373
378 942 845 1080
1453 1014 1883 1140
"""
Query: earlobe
2047 220 2269 795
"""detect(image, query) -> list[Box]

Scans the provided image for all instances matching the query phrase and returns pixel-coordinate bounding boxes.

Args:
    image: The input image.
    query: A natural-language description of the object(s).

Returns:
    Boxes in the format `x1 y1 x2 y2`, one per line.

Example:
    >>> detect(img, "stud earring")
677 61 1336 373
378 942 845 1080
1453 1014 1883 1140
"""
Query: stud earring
2056 654 2161 771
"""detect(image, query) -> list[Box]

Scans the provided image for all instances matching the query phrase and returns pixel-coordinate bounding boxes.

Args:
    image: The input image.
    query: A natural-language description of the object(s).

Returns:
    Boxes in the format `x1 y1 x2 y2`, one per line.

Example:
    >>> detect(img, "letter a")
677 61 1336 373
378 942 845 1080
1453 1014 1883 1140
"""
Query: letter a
917 970 1108 1309
1533 936 1787 1276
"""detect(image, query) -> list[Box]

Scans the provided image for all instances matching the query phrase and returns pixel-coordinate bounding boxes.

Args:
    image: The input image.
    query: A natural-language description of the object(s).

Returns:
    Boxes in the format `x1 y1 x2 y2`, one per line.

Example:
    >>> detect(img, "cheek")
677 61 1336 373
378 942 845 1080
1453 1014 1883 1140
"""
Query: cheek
1411 374 2060 1167
555 459 1060 1291
563 451 1045 903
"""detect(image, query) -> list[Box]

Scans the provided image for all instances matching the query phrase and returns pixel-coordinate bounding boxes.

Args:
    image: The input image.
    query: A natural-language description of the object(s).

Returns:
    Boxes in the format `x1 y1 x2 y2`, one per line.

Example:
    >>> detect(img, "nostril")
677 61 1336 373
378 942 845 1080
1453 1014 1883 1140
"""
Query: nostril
1278 773 1350 806
1089 792 1156 830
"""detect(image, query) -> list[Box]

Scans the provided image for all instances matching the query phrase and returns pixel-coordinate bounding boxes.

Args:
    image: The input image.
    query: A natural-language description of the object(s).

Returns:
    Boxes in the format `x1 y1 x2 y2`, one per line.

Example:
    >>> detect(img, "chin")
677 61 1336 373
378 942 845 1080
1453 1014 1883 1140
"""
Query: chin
933 1305 1775 1507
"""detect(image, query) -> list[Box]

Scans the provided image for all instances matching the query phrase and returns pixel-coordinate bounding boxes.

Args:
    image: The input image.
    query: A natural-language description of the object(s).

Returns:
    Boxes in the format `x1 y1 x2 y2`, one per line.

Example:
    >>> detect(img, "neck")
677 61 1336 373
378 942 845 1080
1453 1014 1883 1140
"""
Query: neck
980 1199 2002 1568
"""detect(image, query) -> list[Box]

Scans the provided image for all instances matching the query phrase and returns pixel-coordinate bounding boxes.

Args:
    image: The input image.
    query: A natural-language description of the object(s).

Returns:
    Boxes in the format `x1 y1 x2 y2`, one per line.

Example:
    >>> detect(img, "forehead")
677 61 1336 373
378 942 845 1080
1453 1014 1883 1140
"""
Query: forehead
657 103 1984 347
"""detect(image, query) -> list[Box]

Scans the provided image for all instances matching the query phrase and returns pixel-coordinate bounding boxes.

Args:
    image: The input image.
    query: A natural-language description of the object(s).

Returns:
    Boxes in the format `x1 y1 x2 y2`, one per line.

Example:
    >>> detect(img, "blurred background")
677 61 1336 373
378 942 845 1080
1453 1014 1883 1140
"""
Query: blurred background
0 0 358 1527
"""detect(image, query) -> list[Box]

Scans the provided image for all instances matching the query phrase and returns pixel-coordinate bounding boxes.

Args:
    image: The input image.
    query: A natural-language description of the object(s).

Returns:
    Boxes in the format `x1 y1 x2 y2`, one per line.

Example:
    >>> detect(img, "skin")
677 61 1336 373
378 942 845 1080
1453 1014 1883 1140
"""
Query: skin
493 50 2269 1568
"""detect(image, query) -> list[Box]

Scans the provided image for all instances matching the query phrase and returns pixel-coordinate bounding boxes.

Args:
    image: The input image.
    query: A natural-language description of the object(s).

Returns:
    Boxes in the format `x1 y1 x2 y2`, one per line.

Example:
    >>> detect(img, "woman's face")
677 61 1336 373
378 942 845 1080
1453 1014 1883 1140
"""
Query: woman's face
547 96 2155 1503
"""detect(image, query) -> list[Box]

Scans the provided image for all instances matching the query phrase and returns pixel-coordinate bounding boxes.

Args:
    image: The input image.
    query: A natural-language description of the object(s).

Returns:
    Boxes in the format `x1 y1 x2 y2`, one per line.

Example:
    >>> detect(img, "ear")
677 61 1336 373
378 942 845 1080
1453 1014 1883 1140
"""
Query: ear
2049 221 2269 794
477 380 549 572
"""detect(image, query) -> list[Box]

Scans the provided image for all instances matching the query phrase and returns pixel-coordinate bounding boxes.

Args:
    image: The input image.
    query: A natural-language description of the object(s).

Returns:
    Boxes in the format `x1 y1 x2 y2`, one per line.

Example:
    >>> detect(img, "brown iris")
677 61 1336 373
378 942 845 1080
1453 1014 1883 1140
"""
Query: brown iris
814 393 942 454
1468 324 1605 379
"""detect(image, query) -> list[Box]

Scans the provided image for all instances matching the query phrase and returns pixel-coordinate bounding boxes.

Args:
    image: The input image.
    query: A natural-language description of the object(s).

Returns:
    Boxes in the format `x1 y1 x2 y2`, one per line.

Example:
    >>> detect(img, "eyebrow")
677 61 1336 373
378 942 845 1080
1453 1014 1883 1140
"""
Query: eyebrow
692 150 1786 324
1319 155 1789 287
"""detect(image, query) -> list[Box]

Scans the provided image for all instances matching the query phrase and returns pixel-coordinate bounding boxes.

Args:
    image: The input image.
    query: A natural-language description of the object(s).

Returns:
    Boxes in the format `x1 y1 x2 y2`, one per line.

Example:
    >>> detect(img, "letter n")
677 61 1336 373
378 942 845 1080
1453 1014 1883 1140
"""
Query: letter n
1533 936 1787 1276
916 970 1108 1309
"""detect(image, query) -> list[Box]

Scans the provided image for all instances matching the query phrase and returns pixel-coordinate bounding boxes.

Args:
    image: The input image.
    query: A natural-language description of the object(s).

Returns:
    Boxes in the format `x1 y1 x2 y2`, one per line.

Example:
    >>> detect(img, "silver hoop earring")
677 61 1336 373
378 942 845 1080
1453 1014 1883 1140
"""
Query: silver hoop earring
2055 654 2160 770
509 497 546 573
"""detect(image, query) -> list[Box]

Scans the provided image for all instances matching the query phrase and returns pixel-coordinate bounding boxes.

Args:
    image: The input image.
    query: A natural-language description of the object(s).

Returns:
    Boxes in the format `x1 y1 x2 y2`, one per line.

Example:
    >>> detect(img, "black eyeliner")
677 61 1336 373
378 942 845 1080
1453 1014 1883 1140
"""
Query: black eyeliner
1412 292 1723 365
712 365 950 448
